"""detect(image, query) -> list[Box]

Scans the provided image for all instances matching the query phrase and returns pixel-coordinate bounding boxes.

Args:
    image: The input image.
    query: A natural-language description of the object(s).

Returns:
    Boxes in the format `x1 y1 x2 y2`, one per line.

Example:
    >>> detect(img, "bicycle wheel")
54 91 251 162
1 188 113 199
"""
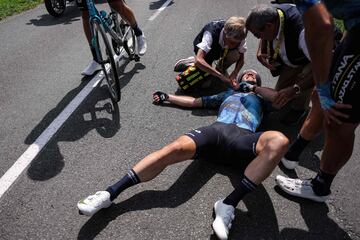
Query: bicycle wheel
45 0 66 17
92 20 121 102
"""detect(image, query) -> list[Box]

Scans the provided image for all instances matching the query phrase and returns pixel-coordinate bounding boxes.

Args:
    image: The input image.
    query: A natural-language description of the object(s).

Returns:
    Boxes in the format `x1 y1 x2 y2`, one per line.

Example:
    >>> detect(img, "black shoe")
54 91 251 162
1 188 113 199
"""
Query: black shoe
281 109 307 125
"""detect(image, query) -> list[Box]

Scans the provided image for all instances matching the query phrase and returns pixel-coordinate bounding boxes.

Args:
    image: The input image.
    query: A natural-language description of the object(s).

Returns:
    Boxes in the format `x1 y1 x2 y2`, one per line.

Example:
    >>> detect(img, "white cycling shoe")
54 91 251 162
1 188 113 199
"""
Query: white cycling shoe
137 34 147 56
81 60 102 76
77 191 112 216
275 175 330 202
212 199 235 240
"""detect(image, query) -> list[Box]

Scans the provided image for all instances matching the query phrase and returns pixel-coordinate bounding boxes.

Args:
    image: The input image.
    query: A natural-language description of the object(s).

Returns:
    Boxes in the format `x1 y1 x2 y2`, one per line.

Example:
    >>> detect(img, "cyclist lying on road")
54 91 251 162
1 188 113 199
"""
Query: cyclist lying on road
77 69 289 240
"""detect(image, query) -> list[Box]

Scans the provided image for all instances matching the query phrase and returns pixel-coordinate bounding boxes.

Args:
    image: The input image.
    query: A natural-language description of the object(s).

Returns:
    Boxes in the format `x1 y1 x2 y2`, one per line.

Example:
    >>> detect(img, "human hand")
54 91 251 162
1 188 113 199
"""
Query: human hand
257 53 276 71
153 91 169 104
231 78 240 90
238 82 253 93
316 82 352 124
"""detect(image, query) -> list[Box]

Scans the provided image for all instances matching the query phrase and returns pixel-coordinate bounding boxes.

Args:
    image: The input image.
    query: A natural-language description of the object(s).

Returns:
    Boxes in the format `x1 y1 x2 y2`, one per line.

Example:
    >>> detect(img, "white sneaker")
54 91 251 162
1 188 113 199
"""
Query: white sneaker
173 56 195 72
281 157 299 170
137 34 147 56
212 200 235 240
275 175 330 202
77 191 112 216
81 60 102 76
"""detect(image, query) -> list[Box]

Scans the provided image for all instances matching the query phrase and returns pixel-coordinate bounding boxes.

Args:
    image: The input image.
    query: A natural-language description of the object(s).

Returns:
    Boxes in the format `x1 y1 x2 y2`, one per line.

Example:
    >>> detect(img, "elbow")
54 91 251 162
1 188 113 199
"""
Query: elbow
194 56 202 67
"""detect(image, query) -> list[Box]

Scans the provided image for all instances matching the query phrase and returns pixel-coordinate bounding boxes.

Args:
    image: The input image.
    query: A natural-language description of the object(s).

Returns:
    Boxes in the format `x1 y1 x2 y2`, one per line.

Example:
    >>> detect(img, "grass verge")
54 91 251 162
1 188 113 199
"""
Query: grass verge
0 0 42 21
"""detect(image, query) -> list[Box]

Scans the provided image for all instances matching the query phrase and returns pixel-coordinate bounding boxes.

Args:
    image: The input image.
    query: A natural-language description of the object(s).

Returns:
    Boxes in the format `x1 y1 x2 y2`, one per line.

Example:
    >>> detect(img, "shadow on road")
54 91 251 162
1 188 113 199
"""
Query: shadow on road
27 5 81 26
149 0 174 10
77 161 280 239
275 186 352 240
24 52 144 181
76 160 350 239
25 83 120 181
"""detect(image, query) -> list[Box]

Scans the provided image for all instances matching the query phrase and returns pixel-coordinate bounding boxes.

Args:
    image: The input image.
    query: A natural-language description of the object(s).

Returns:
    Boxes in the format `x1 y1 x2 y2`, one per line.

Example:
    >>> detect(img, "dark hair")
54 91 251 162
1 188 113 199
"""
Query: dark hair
238 70 262 86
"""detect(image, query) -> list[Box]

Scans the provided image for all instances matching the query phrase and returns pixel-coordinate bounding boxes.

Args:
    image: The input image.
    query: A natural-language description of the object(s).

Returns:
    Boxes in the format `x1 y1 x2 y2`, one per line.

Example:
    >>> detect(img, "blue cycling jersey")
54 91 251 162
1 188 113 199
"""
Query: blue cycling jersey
295 0 360 30
202 90 263 132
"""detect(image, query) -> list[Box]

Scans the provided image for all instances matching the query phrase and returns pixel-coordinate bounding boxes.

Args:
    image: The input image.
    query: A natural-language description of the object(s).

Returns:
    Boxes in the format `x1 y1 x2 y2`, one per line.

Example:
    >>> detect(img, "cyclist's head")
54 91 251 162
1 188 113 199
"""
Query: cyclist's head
224 16 247 47
238 69 262 86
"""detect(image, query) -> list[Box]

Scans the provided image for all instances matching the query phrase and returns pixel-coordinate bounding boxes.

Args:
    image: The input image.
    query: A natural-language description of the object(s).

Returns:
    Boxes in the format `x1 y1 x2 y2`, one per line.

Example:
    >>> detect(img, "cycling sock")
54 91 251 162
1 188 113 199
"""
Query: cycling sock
223 176 257 208
90 45 98 61
106 169 141 201
311 169 335 196
132 23 143 36
284 134 310 161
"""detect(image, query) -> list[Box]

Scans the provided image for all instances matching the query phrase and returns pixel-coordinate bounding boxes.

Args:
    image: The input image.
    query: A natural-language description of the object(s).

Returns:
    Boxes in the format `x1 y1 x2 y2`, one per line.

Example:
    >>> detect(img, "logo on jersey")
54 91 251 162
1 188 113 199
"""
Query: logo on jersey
333 54 357 103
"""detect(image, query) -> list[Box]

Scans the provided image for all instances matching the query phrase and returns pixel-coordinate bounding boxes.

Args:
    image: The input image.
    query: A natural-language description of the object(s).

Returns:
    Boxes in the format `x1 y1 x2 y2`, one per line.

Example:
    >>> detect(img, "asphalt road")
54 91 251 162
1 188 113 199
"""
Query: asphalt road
0 0 359 239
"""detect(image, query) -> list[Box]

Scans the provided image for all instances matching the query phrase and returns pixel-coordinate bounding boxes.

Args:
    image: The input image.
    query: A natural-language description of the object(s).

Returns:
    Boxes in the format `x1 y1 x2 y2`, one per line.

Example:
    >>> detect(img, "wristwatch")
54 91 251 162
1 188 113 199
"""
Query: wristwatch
293 84 301 95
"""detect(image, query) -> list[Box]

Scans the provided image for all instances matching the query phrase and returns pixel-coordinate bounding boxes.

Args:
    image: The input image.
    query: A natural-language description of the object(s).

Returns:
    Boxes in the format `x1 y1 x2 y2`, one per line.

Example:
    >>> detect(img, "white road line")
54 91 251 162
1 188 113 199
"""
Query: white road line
0 52 123 199
0 75 102 199
148 0 173 21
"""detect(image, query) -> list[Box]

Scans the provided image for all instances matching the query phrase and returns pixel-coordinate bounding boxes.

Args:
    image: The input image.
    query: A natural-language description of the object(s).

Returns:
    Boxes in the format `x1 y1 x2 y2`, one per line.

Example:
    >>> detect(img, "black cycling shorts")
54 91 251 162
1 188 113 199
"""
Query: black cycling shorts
185 122 263 169
330 24 360 123
76 0 121 11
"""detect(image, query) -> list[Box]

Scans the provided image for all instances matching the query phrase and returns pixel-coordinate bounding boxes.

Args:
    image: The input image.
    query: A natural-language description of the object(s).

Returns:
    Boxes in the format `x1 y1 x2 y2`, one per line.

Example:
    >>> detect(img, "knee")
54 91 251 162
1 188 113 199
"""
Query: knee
165 136 194 156
263 132 289 157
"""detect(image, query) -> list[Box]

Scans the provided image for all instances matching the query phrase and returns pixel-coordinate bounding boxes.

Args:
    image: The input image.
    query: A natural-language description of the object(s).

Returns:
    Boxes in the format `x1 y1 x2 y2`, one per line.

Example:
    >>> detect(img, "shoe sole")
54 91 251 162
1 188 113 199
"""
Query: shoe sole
174 57 194 72
81 68 102 76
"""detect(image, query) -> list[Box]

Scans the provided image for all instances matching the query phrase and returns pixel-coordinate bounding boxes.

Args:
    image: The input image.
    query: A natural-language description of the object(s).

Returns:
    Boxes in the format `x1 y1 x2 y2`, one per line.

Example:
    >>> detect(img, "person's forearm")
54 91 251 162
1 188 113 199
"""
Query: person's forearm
254 86 278 102
195 57 230 85
297 71 315 92
167 94 202 108
303 3 334 85
230 54 244 79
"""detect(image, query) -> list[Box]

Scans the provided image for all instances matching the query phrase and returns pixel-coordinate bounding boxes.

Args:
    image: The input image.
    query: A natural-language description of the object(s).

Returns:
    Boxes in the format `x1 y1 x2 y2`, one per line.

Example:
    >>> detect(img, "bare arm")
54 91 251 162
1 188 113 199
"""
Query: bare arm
229 53 244 81
194 49 232 86
302 3 352 123
167 94 203 108
303 3 333 86
253 86 278 103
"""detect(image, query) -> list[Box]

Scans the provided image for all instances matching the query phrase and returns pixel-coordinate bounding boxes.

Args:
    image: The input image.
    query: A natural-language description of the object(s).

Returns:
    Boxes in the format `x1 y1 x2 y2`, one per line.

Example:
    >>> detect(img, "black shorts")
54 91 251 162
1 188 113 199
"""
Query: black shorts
76 0 120 11
185 122 263 169
329 24 360 123
75 0 88 10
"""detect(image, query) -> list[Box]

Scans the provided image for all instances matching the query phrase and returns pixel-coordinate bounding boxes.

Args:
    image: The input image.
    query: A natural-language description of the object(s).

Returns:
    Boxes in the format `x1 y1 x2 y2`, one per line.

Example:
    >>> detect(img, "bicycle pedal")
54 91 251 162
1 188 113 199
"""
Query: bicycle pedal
134 55 140 62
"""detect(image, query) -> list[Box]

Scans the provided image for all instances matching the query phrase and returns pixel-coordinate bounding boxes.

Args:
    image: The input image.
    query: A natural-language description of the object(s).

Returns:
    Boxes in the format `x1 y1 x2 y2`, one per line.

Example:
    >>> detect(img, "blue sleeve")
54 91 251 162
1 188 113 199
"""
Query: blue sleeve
294 0 321 15
202 90 233 108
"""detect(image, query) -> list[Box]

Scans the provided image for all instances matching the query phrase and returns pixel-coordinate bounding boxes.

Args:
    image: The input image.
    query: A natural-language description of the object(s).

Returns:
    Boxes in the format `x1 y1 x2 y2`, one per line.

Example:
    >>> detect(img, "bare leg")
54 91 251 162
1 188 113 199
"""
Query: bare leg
245 131 289 184
108 0 136 26
320 122 358 174
299 90 324 140
223 131 289 206
133 135 197 182
81 10 91 44
214 131 288 240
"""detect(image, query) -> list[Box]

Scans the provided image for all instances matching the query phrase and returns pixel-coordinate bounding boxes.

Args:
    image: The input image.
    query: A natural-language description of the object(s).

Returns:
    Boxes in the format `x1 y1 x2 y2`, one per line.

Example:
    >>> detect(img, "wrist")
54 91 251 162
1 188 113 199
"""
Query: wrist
251 85 256 93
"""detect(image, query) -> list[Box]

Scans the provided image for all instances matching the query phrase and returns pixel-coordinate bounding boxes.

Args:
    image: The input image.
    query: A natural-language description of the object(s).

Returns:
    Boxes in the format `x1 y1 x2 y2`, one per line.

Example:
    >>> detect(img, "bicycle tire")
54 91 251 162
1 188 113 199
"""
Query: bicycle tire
45 0 66 17
120 20 137 59
92 20 121 102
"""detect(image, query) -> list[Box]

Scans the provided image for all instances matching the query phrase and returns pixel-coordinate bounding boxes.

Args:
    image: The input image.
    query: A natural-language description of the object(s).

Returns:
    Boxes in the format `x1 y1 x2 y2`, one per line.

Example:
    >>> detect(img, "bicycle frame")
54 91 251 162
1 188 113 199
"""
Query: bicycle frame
86 0 133 56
